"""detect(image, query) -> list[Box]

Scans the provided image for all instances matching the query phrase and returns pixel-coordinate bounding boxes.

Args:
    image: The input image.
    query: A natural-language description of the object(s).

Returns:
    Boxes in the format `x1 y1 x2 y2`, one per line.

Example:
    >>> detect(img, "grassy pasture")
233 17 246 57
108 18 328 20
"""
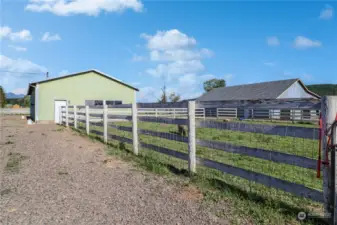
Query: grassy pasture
74 119 324 225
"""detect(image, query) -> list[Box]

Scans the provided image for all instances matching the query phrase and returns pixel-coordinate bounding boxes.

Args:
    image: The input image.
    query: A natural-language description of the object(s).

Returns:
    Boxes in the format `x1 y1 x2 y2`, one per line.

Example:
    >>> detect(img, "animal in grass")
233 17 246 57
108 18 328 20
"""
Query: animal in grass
177 125 187 136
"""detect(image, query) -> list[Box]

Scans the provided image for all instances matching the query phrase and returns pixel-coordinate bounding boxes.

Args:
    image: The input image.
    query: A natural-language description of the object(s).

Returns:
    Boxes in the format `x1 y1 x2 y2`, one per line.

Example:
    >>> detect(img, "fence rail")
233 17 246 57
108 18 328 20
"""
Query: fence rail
60 102 324 207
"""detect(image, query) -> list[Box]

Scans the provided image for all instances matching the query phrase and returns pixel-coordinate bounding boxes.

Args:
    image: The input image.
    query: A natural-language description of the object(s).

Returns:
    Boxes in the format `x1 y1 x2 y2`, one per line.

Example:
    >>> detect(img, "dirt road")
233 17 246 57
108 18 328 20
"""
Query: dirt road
0 116 226 225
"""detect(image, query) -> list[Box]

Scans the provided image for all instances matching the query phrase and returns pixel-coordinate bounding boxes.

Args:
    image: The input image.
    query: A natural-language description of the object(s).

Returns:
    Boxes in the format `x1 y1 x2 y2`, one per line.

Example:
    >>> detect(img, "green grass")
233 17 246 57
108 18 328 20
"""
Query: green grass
5 152 28 173
73 120 325 225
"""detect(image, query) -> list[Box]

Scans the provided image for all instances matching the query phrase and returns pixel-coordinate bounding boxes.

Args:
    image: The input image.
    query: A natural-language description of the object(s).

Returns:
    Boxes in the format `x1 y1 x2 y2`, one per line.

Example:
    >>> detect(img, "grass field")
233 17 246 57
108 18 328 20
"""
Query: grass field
72 118 324 225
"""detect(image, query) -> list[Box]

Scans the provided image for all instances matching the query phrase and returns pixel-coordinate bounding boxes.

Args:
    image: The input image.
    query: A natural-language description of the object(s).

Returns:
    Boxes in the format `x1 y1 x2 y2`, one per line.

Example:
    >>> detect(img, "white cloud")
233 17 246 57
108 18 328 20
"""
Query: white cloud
266 36 280 46
319 5 334 20
138 29 215 100
141 29 197 51
146 60 205 79
12 88 27 95
25 0 143 16
0 55 47 92
0 26 32 41
150 48 213 62
9 45 28 52
293 36 322 49
0 55 47 75
41 32 61 42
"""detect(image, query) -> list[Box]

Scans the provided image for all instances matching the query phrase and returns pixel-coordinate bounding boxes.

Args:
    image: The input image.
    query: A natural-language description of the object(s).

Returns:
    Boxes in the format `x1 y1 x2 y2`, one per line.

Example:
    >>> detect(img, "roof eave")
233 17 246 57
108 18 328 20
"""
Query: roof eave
29 70 139 92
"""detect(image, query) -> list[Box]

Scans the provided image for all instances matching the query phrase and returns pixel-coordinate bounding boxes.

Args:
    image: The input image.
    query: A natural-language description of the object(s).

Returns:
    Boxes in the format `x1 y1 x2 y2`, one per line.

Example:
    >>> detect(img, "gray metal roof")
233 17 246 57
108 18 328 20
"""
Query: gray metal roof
197 78 318 101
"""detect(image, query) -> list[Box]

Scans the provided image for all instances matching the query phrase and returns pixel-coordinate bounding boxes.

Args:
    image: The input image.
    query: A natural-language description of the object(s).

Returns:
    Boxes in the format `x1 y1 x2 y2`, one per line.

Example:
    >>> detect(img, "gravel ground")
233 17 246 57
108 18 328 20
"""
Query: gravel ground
0 116 228 225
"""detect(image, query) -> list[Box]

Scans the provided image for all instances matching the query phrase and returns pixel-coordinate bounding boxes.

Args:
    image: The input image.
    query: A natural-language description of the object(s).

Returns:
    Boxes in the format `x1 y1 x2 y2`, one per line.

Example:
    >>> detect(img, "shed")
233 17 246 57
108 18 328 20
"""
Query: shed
27 70 138 123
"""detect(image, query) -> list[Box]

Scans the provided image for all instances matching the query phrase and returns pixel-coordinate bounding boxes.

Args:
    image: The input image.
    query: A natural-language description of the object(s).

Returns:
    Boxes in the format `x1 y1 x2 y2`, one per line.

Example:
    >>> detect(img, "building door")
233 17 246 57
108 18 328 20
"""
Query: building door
54 100 67 123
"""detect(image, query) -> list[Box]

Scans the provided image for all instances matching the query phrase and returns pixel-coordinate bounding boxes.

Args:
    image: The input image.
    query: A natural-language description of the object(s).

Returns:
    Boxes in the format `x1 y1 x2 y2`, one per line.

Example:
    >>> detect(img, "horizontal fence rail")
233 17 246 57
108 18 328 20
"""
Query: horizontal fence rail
60 101 324 208
196 157 324 203
196 120 319 140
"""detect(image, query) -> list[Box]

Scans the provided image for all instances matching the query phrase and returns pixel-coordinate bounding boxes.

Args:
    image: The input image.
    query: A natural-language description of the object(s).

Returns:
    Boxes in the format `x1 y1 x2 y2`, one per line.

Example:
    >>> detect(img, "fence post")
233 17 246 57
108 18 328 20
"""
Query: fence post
132 102 139 155
173 108 176 119
321 96 337 224
188 101 196 173
216 108 218 119
65 106 69 127
103 104 108 143
74 105 77 129
85 105 90 135
155 108 158 118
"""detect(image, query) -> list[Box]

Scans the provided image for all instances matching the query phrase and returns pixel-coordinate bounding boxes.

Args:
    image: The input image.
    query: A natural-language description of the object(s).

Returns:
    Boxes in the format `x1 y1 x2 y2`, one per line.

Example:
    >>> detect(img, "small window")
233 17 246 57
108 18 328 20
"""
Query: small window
106 100 122 106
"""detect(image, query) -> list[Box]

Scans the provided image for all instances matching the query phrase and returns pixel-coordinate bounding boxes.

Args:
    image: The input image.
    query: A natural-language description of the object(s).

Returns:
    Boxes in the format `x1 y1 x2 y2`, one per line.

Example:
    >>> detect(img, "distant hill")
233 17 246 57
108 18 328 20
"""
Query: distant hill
307 84 337 96
6 92 25 99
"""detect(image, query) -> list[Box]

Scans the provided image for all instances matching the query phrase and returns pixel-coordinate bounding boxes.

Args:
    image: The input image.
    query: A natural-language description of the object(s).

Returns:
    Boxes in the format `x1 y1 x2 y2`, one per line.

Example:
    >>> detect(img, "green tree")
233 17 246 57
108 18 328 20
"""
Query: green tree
169 92 181 103
0 86 6 108
203 78 226 92
23 95 30 107
158 85 168 103
158 85 181 103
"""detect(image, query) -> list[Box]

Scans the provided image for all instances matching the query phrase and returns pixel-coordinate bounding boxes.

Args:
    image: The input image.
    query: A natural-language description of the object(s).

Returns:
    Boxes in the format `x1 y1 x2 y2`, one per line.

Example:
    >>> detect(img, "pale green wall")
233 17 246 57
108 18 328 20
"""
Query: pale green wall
37 72 136 121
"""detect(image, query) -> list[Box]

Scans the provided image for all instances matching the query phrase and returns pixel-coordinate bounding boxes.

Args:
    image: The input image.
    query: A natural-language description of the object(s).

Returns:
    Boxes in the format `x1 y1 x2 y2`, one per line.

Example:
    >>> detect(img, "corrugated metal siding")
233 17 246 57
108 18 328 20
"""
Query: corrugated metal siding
37 72 136 121
277 81 316 99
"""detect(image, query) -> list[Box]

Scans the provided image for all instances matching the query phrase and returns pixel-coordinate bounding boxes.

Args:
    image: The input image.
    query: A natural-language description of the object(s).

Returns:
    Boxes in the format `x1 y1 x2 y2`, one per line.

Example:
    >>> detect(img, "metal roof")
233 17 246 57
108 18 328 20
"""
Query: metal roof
197 78 320 101
27 69 139 95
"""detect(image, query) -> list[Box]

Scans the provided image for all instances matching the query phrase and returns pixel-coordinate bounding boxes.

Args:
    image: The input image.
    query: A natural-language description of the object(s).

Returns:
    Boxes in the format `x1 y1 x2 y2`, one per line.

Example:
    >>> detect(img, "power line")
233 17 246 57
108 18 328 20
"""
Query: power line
0 70 45 75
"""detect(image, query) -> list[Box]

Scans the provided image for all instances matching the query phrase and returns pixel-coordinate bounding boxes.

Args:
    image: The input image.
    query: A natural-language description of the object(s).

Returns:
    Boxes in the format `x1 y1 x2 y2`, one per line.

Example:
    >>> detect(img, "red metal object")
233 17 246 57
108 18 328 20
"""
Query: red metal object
317 113 337 178
317 114 322 178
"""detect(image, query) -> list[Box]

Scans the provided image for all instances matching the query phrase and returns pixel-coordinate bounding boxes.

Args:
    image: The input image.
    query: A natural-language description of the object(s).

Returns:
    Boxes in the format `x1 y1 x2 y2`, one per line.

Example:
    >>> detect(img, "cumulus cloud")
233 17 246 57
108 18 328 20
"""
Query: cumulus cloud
9 45 28 52
25 0 143 16
146 60 205 79
138 29 216 101
0 55 47 75
266 36 280 46
141 29 197 50
41 32 61 42
0 55 47 91
0 26 32 41
319 5 334 20
293 36 322 49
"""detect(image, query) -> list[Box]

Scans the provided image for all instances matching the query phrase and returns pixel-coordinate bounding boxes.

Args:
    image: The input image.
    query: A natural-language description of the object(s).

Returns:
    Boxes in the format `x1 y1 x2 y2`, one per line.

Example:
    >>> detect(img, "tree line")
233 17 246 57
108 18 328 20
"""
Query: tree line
157 78 226 103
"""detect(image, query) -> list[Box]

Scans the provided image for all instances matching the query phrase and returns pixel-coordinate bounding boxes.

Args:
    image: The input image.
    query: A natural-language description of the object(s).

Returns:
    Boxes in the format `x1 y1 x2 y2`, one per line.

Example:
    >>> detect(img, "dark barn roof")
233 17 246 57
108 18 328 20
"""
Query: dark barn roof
197 78 320 101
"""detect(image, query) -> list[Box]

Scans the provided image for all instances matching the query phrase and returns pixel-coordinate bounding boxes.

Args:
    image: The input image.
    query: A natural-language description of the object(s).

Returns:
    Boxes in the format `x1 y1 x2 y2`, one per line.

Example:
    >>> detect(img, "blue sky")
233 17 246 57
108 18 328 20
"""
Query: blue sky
1 0 336 101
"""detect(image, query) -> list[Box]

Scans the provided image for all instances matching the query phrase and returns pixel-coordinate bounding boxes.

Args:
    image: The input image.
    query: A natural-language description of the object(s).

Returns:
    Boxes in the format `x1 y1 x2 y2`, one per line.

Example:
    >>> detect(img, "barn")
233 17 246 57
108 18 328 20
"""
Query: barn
27 70 138 123
197 78 320 120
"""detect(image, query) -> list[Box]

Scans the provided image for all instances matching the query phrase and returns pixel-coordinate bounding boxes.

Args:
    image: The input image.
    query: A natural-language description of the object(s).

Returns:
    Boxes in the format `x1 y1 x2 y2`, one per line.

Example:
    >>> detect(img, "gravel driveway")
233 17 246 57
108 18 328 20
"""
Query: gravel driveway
0 116 227 225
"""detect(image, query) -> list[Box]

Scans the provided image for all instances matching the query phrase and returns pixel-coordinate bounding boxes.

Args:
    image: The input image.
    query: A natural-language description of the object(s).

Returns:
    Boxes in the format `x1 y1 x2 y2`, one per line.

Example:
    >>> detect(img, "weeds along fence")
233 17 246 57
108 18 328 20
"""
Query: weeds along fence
60 99 337 222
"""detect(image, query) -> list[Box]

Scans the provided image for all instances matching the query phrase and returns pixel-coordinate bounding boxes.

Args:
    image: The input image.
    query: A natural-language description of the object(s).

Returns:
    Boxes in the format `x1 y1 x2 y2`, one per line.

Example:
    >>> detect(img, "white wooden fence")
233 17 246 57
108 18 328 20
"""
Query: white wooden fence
60 101 330 207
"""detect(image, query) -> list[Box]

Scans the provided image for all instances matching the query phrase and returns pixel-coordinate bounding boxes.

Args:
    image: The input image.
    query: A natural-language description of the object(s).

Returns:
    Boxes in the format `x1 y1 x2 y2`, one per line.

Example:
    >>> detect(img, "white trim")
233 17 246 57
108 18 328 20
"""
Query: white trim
35 84 39 121
134 90 137 104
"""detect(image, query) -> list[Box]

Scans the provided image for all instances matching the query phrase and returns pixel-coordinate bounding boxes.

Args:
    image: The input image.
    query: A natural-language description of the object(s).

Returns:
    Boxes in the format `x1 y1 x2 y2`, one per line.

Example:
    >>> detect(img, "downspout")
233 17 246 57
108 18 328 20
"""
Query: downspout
35 84 39 122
